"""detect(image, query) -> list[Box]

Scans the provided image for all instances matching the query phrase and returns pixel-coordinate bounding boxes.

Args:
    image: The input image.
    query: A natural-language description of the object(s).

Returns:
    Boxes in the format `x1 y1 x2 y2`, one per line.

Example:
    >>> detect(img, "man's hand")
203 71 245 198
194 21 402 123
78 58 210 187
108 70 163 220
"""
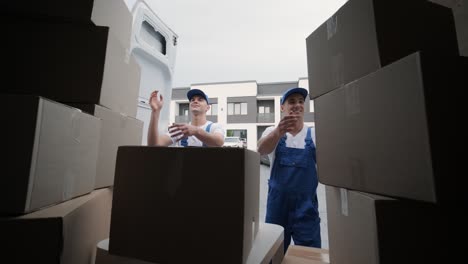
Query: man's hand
168 123 199 141
149 90 163 112
276 115 299 136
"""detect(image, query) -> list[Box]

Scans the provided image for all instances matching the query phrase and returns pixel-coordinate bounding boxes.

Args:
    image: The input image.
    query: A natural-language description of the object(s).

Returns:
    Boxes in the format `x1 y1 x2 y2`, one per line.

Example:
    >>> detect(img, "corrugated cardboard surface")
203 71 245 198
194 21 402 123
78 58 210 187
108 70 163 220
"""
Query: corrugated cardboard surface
0 188 113 264
429 0 468 56
1 95 100 215
2 20 108 103
315 52 468 203
91 0 133 50
98 30 141 117
326 186 466 264
306 0 458 99
2 19 140 117
109 147 260 264
3 0 95 22
70 104 144 189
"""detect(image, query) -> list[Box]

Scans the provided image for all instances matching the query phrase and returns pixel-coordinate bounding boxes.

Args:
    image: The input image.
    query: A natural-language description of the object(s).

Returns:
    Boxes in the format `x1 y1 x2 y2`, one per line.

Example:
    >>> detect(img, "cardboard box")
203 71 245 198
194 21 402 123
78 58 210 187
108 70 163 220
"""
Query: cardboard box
2 20 141 117
326 186 466 264
429 0 468 56
282 246 329 264
0 95 100 215
4 0 132 49
315 52 468 203
4 0 95 22
306 0 459 99
109 147 260 264
71 104 143 189
0 188 113 264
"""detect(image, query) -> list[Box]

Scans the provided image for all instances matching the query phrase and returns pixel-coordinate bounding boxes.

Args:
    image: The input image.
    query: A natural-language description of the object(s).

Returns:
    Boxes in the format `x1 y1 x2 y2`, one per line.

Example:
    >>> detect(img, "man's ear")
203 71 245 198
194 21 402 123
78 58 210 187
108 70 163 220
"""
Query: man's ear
280 104 285 112
206 104 211 113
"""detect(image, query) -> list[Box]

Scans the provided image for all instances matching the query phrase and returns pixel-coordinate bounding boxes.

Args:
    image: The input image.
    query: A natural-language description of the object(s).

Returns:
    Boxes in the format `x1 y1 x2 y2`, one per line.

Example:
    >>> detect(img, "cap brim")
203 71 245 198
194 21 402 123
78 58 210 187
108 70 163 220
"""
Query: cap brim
281 88 308 104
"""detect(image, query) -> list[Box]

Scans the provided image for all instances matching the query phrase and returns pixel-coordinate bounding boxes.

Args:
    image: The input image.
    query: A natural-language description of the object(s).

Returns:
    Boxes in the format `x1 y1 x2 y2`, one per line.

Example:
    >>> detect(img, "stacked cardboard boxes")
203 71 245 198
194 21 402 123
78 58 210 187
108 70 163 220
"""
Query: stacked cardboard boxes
306 0 467 263
0 0 144 262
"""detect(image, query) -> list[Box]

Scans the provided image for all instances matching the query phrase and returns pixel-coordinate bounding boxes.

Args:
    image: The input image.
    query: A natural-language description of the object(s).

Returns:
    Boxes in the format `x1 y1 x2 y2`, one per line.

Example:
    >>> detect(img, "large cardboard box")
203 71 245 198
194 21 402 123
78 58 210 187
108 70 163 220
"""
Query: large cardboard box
71 104 144 189
4 0 95 22
429 0 468 56
306 0 458 99
1 20 141 117
109 147 260 264
315 52 468 203
326 186 466 264
0 188 113 264
0 95 100 215
4 0 132 49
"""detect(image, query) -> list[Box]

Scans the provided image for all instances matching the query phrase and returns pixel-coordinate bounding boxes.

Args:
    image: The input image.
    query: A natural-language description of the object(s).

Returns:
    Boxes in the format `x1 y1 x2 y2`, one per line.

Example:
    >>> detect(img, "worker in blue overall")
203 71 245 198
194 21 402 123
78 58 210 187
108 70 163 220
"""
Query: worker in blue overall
147 89 225 147
258 87 321 253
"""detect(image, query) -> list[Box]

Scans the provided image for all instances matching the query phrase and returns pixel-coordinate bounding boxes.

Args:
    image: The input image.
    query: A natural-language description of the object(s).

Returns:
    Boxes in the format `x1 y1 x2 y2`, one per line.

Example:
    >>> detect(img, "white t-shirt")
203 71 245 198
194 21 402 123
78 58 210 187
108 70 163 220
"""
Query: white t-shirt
261 125 316 169
166 121 225 147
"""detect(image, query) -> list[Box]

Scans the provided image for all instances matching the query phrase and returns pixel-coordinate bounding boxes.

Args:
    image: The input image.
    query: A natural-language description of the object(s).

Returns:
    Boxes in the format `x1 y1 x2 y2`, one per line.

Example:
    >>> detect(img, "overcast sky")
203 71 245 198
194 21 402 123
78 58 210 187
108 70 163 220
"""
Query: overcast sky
144 0 347 88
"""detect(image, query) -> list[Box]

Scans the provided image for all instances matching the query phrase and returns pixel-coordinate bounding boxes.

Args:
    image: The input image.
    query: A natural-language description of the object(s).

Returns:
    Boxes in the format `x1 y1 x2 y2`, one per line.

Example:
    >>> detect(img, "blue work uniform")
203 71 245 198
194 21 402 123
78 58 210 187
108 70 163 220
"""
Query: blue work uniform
265 127 321 253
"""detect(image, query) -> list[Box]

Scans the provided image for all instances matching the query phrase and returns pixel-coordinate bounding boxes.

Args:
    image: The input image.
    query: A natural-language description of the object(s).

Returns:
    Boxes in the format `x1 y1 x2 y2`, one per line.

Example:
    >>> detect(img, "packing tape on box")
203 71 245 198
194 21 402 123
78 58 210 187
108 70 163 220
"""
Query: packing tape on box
119 113 127 129
340 188 348 216
350 157 366 190
63 169 74 200
327 15 338 40
331 53 344 89
71 110 82 144
345 82 360 116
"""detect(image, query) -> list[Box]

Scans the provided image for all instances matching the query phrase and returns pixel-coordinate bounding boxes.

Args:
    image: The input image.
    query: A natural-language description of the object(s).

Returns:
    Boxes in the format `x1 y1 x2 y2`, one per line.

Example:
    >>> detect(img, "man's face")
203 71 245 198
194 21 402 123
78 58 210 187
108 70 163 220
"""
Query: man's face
189 95 210 114
281 93 305 116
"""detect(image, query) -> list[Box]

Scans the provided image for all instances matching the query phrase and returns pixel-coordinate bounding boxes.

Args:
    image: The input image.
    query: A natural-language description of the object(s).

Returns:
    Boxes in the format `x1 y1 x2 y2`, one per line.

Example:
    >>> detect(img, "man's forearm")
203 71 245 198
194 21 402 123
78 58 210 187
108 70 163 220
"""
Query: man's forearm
257 128 282 155
147 110 160 146
195 128 224 147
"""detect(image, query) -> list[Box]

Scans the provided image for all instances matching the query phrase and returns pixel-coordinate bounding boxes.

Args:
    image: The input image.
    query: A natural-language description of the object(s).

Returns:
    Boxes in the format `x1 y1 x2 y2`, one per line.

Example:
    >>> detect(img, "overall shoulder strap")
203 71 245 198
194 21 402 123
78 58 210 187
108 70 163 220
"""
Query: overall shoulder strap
205 122 213 132
305 127 313 147
202 122 213 147
181 138 188 147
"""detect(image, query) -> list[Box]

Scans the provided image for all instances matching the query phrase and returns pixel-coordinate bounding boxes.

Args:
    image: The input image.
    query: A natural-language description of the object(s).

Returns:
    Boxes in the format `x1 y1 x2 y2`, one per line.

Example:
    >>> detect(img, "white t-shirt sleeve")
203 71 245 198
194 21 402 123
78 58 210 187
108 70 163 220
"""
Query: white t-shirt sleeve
261 126 275 138
210 122 225 137
260 126 277 166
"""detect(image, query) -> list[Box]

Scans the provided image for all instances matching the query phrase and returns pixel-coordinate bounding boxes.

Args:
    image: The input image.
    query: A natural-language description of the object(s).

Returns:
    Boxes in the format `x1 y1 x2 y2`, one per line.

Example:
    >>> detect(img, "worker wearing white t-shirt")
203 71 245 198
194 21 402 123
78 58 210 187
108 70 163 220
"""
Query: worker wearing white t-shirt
147 89 225 147
258 87 321 254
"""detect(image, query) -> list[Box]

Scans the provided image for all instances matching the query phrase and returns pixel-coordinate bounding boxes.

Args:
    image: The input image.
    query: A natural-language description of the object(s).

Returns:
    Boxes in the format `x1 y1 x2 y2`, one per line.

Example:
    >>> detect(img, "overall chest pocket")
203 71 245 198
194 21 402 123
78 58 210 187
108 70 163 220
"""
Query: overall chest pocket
278 151 308 168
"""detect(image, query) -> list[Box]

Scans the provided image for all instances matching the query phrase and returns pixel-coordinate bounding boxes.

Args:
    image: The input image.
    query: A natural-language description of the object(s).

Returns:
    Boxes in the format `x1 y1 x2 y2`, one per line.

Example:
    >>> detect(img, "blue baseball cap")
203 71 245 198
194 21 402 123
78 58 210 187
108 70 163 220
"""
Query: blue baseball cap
187 89 209 104
280 87 308 105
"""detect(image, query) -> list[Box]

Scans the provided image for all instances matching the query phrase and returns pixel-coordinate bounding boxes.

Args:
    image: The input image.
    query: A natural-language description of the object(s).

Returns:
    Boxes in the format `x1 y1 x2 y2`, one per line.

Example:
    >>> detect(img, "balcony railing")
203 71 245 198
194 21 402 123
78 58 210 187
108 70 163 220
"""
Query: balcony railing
175 115 218 123
256 113 275 123
175 115 190 123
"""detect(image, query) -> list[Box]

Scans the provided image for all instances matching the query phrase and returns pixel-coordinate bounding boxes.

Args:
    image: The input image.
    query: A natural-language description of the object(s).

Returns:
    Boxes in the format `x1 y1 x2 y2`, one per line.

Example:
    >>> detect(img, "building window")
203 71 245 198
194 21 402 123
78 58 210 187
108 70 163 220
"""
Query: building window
228 103 247 115
179 103 189 116
258 106 270 114
207 103 218 115
241 103 247 115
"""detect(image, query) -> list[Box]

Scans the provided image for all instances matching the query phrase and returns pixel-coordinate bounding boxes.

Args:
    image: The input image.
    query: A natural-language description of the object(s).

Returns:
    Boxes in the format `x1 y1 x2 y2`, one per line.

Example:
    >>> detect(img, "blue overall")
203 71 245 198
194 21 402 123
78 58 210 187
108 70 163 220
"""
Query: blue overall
180 122 212 147
265 127 321 253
